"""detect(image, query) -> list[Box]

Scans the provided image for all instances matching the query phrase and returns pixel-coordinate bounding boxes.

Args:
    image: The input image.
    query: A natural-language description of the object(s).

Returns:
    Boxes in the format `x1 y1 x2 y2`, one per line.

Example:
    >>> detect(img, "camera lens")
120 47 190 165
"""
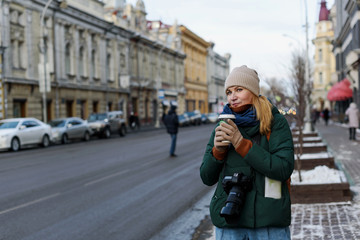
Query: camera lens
220 173 252 224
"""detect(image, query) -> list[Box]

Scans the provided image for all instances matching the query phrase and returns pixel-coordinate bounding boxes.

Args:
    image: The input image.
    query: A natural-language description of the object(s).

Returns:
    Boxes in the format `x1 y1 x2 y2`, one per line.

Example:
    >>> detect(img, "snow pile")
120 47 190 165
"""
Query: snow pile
291 165 343 185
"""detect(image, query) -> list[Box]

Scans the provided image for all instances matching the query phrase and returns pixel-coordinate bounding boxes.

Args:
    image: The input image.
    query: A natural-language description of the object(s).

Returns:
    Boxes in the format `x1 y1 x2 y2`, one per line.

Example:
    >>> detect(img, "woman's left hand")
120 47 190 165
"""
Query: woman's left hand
219 120 243 149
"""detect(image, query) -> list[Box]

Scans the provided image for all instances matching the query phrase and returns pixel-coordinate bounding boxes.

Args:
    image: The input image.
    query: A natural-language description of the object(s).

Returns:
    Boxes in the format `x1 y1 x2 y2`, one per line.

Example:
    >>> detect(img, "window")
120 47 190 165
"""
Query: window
319 72 323 84
91 50 96 79
22 121 39 128
65 43 71 74
13 100 26 117
66 100 74 117
69 120 81 126
107 102 112 111
92 101 99 113
106 53 111 80
79 46 84 76
318 49 323 62
11 40 18 68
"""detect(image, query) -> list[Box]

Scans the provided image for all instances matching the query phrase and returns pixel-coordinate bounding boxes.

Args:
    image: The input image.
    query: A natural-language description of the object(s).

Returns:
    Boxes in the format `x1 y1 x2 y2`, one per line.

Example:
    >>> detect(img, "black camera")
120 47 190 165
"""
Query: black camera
220 172 252 224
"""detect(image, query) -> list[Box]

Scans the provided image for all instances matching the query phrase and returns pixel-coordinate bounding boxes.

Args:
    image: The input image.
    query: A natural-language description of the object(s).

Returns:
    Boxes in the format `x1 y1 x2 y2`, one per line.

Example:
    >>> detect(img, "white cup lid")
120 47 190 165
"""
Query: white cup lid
218 114 236 119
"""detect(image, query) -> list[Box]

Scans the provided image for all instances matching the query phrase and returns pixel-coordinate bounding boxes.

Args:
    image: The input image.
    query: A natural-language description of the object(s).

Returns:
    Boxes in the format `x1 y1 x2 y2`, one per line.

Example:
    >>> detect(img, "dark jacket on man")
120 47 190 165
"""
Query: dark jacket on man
163 106 179 134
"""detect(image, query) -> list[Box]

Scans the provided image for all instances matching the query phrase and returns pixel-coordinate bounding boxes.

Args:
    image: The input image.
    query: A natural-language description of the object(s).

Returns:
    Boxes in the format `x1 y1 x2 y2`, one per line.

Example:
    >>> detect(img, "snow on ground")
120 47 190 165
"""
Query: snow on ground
294 152 332 160
291 165 347 185
293 136 322 142
294 142 327 147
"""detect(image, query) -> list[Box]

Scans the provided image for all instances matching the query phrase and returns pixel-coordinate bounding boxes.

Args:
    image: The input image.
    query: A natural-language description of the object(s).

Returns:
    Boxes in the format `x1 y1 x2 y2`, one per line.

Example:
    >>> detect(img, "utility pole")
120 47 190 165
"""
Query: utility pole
303 0 312 132
0 0 6 119
154 44 166 128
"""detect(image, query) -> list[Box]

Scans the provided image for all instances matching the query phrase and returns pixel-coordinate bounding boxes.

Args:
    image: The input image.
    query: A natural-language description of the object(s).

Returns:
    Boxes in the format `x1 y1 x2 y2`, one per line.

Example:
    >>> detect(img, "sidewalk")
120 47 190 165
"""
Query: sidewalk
192 121 360 240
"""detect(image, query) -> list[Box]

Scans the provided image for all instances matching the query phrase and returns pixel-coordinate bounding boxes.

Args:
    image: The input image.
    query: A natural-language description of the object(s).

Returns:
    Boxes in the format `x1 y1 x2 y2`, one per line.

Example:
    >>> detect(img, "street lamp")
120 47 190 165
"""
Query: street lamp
154 36 180 128
282 1 312 132
39 0 53 123
154 44 166 128
39 0 67 123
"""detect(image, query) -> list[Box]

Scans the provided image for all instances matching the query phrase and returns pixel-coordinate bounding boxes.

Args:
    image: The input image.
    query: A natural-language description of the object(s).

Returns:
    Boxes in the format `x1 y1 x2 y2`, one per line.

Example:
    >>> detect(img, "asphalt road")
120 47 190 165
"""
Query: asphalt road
0 124 215 240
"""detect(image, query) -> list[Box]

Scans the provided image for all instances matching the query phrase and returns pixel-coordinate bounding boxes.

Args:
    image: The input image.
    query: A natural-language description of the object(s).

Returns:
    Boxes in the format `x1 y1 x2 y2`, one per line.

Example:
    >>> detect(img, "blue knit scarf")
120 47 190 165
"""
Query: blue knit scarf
221 104 259 127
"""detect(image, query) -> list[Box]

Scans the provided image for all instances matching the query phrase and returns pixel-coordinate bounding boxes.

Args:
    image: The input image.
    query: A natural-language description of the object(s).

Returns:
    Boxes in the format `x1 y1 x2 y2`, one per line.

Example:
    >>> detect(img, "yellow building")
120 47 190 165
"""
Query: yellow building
178 25 211 113
312 0 336 111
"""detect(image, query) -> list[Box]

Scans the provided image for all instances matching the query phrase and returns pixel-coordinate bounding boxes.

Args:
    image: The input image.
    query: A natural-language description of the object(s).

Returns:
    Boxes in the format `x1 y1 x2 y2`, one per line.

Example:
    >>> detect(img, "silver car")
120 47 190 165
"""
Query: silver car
0 118 52 151
87 111 126 138
49 117 91 144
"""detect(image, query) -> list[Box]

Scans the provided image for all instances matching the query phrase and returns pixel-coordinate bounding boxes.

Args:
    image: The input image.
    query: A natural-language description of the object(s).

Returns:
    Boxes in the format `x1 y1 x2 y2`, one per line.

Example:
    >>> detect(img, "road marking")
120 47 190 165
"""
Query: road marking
0 193 60 215
84 169 129 187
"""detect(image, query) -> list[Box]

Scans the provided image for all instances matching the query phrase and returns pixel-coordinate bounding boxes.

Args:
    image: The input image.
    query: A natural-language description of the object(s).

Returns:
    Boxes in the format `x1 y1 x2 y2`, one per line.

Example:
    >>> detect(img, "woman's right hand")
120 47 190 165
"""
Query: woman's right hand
214 125 230 152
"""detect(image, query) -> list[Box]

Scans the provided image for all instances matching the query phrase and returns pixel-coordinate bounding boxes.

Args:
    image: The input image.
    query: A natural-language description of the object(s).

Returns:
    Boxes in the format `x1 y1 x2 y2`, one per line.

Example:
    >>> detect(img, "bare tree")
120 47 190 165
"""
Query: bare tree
289 50 308 182
264 77 295 110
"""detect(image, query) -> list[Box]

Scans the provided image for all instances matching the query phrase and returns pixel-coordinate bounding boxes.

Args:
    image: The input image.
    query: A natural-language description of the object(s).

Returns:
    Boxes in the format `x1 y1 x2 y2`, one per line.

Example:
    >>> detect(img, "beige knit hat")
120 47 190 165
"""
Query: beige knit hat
224 65 260 96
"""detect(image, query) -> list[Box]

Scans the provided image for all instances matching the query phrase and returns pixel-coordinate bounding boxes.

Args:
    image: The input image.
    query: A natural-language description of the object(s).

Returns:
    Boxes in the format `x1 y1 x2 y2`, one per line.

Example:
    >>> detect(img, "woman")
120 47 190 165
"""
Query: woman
345 102 359 141
200 66 294 240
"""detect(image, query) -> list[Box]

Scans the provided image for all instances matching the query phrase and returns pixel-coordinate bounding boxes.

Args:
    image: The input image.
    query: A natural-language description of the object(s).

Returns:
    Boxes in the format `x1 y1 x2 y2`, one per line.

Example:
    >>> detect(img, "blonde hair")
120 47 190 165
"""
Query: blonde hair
251 95 273 135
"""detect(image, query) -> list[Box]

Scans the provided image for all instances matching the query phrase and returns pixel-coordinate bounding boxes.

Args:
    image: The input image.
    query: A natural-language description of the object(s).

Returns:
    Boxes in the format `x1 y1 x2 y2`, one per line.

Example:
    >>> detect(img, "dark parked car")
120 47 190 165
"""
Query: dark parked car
87 111 126 138
185 110 202 126
178 113 190 127
49 117 92 144
201 114 208 124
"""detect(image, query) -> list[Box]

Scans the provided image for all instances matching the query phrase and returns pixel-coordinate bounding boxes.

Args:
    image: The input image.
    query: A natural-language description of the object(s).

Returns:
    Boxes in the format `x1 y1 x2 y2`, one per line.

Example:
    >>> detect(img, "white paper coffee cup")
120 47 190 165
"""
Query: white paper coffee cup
218 114 235 143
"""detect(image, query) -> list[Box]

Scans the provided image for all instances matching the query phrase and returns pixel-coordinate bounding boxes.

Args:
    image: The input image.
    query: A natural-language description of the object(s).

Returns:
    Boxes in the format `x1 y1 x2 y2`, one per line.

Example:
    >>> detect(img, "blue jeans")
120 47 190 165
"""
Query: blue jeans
170 133 177 155
216 226 290 240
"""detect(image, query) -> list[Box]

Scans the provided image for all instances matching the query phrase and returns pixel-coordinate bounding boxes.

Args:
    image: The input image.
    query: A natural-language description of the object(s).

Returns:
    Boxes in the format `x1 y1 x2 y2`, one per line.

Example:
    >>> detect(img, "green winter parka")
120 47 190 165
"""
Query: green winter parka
200 106 294 228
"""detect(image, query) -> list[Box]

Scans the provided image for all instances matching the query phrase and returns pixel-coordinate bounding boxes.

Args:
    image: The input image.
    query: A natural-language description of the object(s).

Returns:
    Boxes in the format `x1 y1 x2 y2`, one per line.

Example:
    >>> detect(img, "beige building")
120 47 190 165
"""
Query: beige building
115 1 186 126
0 0 223 126
178 25 211 113
0 0 132 122
312 0 336 111
0 0 185 128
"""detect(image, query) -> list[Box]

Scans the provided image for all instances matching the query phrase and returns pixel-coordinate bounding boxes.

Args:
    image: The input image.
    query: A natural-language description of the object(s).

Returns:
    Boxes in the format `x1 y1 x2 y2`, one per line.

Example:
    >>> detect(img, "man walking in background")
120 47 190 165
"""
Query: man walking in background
163 104 179 157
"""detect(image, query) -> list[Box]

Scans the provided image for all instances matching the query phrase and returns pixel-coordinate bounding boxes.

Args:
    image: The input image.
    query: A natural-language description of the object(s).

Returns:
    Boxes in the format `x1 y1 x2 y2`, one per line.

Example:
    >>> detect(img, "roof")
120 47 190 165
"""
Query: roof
319 0 330 21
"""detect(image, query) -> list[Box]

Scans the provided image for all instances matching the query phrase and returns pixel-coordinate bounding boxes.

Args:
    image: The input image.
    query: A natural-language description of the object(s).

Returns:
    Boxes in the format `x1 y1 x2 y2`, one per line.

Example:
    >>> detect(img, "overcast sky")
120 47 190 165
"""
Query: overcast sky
128 0 335 84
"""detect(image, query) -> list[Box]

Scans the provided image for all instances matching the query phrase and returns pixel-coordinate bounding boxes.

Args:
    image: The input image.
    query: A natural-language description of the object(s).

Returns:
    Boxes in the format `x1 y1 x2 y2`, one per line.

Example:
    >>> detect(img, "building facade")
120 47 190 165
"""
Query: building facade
207 42 231 113
178 25 211 113
0 0 132 122
0 0 186 128
0 0 227 125
332 0 360 112
312 0 336 111
118 1 186 126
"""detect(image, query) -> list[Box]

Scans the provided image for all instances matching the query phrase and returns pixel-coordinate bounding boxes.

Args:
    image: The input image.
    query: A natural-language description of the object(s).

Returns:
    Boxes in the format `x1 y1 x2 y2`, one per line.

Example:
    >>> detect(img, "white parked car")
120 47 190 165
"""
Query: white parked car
0 118 52 151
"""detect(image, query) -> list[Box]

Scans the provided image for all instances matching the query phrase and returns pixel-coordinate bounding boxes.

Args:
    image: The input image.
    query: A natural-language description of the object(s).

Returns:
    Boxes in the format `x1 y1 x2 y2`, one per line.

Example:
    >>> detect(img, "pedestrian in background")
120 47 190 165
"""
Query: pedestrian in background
129 112 140 130
323 108 330 126
163 104 179 157
200 65 294 240
311 106 317 128
345 102 359 141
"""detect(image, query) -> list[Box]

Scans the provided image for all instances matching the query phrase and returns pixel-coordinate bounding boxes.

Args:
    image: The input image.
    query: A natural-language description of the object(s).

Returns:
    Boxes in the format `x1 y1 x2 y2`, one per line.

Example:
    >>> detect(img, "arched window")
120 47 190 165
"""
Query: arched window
319 72 323 84
318 49 323 62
